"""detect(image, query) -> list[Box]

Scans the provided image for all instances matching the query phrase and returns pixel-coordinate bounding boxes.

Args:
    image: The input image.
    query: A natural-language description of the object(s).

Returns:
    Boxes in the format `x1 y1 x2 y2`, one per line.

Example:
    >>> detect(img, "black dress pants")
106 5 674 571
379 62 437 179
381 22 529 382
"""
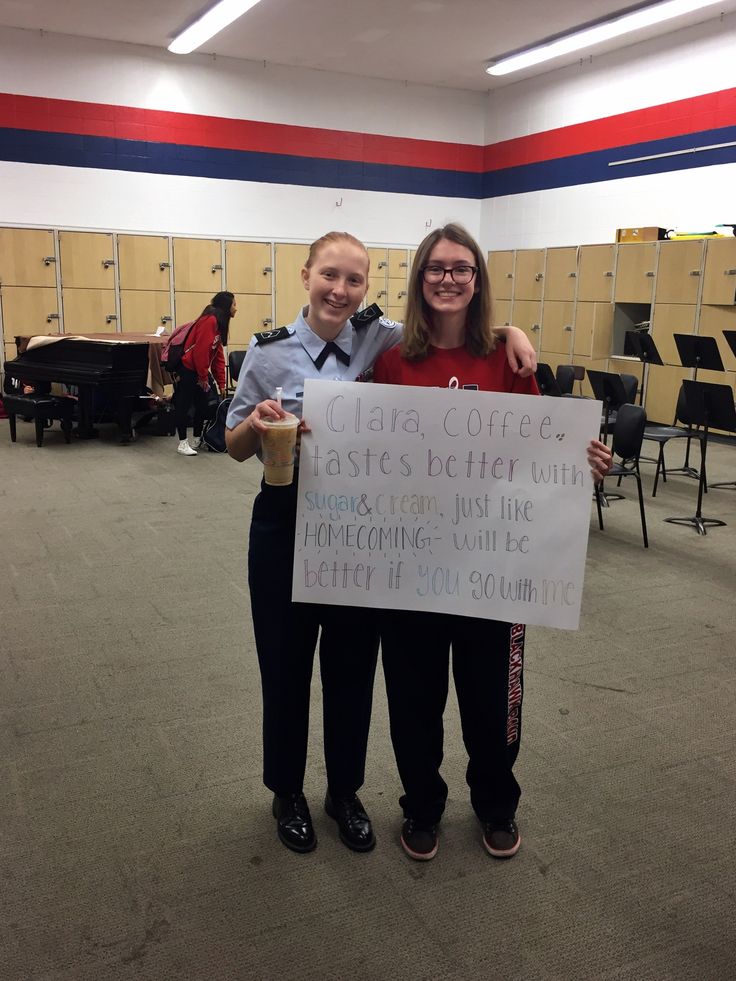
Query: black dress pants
380 609 524 825
248 480 379 798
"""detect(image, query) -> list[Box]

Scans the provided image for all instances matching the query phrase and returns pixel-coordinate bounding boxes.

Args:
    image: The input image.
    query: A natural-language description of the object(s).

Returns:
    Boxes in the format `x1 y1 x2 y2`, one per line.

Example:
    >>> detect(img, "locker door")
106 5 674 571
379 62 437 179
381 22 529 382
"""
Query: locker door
59 232 116 289
698 305 736 372
577 245 615 302
511 300 542 348
225 242 272 294
650 303 697 365
488 250 515 301
0 228 57 286
701 238 736 305
643 365 690 425
368 248 388 278
365 276 388 308
118 235 171 291
274 243 311 328
227 294 273 349
513 250 545 300
119 291 173 333
654 241 704 305
62 289 117 333
388 248 409 281
1 286 59 339
174 292 213 326
172 238 223 292
493 298 511 327
539 301 574 355
543 247 578 302
614 244 657 303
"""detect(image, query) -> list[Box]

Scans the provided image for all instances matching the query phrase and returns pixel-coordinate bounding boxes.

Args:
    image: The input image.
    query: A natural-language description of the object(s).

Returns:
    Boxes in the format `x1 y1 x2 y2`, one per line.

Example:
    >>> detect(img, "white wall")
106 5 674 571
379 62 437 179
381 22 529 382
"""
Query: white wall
0 27 485 246
481 12 736 250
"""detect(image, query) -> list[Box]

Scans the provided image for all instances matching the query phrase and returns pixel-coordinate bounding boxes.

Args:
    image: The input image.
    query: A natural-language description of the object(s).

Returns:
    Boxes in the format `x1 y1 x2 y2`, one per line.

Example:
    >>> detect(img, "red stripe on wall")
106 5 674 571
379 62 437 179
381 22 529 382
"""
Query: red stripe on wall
0 92 484 172
483 87 736 170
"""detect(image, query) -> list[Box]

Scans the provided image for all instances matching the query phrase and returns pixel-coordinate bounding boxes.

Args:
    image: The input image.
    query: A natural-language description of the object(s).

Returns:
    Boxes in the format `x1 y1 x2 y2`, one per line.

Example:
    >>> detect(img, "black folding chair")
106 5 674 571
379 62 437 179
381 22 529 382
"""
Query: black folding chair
594 403 649 548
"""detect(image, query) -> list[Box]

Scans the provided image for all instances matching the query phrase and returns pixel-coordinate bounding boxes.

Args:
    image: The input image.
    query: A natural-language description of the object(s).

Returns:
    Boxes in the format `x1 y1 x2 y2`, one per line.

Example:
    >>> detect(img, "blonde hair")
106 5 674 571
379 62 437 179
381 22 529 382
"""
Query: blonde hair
401 223 496 361
304 231 370 271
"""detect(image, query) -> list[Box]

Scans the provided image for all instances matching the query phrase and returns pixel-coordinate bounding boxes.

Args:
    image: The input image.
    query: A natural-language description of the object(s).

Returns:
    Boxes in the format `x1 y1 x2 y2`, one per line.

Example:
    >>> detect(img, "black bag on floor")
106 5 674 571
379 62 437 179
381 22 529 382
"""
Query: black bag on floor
202 396 232 453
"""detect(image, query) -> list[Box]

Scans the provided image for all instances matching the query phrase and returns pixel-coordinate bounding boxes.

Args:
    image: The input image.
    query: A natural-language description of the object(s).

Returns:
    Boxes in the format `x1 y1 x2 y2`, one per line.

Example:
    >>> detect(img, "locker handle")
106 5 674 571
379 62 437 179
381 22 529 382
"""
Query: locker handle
160 315 172 324
377 290 387 298
262 318 273 326
102 259 115 269
106 314 118 324
378 261 388 269
505 273 514 279
159 261 171 271
644 271 655 277
689 270 701 276
397 291 407 298
534 273 544 281
262 266 273 275
531 324 540 331
43 255 57 266
564 325 573 332
725 269 736 276
568 272 577 278
46 313 60 322
211 263 223 273
400 261 408 268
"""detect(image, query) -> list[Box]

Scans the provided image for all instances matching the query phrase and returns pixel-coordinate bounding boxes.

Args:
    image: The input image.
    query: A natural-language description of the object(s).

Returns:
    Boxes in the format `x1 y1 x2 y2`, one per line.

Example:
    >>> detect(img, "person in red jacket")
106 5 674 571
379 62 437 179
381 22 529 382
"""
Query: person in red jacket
174 291 235 456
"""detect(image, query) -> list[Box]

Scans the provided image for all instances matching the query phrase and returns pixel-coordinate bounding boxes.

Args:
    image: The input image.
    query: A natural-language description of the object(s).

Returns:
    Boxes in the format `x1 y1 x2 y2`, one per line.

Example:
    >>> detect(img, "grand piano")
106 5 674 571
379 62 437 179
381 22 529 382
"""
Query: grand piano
4 334 153 439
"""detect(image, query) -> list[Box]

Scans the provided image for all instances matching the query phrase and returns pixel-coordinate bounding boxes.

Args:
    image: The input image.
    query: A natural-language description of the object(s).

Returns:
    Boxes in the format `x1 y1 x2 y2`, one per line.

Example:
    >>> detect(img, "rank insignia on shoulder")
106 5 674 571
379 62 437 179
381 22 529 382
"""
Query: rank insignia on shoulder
378 316 400 329
254 326 292 345
351 303 384 329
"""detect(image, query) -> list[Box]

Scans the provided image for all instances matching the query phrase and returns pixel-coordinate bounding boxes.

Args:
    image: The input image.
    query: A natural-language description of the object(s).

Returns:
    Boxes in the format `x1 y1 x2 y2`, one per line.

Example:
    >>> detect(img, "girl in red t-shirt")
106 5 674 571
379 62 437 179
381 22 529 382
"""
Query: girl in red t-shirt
374 224 612 862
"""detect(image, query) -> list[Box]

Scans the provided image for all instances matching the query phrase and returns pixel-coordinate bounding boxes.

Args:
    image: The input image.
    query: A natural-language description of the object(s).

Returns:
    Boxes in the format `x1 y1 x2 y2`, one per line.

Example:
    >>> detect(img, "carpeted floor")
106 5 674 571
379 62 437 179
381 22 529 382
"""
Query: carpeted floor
1 418 735 981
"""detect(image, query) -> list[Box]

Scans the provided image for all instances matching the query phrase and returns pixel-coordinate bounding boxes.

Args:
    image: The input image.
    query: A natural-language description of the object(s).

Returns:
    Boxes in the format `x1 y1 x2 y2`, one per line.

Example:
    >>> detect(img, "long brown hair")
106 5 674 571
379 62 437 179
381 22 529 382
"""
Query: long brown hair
401 223 496 361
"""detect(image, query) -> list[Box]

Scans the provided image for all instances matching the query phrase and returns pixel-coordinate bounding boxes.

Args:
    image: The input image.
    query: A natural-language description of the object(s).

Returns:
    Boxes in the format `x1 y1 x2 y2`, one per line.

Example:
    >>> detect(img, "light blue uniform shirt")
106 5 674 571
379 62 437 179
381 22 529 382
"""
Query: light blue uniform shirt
226 306 401 428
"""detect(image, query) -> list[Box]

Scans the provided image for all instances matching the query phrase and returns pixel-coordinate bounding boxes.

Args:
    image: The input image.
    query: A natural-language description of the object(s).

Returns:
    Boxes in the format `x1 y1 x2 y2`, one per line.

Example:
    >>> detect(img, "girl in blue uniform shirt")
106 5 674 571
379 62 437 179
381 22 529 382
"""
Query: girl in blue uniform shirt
225 230 537 855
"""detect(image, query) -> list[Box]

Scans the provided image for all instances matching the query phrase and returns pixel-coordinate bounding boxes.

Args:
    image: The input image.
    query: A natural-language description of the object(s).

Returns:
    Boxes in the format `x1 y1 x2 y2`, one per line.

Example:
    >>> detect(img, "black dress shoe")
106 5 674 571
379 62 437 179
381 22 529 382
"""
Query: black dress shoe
272 793 317 853
324 792 376 852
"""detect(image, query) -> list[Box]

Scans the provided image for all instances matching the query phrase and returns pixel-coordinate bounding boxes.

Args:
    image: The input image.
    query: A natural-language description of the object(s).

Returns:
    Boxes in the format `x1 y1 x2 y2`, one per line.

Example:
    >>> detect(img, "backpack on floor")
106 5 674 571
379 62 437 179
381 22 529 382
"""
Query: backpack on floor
160 320 196 375
202 396 233 453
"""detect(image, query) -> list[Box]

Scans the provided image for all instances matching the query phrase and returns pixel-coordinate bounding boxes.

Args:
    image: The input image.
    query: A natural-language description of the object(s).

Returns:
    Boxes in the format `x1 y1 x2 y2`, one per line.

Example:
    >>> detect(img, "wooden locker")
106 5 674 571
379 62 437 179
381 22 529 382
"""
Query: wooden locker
228 294 273 347
643 364 690 425
513 249 545 301
172 238 223 293
1 286 59 338
174 292 214 326
539 300 574 356
654 240 704 305
614 244 657 303
365 276 387 308
576 245 615 302
117 235 171 291
388 249 409 281
119 291 172 333
573 302 613 360
0 228 56 287
368 248 388 278
492 298 511 327
487 250 515 301
274 243 311 328
58 232 116 289
701 238 736 305
543 247 578 302
650 303 697 365
62 288 117 333
225 241 272 294
511 299 542 348
697 304 736 372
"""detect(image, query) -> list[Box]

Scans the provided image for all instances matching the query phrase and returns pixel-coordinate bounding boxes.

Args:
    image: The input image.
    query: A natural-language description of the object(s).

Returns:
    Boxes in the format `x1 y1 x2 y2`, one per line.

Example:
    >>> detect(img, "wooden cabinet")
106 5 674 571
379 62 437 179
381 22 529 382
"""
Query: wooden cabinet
701 238 736 305
493 298 511 327
228 294 273 349
488 250 515 301
614 244 657 303
59 232 116 289
119 291 172 333
0 228 56 287
274 242 310 329
388 248 410 281
225 241 272 294
1 285 59 339
698 304 736 372
650 303 697 365
643 365 689 425
62 288 118 333
544 247 578 302
577 245 614 302
540 300 574 355
174 292 214 326
172 238 223 293
654 240 704 304
573 302 613 359
513 249 545 300
512 300 542 348
117 235 170 291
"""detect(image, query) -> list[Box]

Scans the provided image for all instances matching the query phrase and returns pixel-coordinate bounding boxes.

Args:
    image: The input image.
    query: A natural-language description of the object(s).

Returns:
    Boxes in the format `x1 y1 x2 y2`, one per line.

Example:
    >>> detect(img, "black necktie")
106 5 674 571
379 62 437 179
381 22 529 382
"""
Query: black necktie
314 341 350 370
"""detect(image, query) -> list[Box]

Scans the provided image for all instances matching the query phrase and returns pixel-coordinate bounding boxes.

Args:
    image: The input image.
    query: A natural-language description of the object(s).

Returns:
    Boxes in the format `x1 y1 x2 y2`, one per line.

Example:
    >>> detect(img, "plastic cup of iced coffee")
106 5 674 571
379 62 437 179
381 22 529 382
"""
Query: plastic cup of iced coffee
261 413 299 486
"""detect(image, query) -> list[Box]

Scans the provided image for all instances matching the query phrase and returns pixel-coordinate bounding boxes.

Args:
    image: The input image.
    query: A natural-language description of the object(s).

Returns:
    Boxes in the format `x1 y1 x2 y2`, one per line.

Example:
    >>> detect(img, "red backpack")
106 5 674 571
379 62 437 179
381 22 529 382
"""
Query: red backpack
160 320 197 374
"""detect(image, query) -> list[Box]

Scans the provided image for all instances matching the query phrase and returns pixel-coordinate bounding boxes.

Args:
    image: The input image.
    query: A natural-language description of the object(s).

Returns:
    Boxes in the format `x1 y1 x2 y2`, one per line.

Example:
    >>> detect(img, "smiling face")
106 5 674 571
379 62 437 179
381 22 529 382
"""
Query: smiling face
421 238 478 322
301 240 369 339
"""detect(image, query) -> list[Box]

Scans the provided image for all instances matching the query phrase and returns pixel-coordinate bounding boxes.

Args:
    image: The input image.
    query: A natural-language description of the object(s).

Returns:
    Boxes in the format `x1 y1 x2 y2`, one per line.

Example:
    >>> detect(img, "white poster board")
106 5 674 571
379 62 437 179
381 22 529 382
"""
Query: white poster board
293 380 602 630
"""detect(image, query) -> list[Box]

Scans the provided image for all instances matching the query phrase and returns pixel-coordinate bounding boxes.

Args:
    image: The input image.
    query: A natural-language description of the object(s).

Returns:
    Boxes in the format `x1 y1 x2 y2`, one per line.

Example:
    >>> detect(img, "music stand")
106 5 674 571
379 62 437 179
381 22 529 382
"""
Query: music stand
673 333 724 379
624 330 664 406
708 330 736 490
587 370 632 506
535 363 562 397
665 381 736 534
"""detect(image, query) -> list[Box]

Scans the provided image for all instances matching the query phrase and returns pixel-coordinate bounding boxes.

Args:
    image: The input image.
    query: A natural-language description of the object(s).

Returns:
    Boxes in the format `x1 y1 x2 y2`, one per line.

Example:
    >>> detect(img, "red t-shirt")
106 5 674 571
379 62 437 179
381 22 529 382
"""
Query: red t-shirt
373 342 539 396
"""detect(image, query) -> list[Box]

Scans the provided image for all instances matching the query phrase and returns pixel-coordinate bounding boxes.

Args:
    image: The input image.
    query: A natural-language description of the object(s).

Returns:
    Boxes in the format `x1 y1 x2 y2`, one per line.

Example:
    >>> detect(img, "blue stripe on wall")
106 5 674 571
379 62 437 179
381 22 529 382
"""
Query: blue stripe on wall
483 125 736 197
0 128 483 199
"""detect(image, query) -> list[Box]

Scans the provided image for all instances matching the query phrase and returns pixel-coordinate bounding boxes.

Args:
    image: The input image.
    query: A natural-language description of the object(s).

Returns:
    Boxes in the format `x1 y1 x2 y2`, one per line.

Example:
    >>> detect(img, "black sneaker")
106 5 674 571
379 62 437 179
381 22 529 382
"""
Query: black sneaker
482 818 520 858
400 819 438 861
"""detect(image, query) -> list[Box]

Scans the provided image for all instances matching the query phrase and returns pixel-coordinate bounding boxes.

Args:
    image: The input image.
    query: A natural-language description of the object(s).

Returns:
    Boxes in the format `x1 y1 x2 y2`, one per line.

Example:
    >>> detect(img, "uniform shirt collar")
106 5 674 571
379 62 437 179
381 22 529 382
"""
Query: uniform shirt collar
295 306 353 368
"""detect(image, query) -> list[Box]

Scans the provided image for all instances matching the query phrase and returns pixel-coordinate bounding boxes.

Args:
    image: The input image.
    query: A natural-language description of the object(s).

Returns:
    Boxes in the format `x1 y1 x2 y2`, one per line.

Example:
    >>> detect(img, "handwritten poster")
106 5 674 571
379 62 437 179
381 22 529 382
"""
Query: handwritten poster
293 380 602 630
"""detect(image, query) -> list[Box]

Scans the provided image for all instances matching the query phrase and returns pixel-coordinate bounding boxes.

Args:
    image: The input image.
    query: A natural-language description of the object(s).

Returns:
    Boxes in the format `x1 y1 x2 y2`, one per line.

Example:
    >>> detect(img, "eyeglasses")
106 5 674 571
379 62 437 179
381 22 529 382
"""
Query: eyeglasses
421 264 478 285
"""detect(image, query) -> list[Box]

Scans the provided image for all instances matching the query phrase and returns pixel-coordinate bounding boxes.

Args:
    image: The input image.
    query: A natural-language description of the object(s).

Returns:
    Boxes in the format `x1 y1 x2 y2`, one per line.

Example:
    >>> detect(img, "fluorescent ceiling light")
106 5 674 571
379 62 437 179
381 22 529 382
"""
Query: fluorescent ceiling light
168 0 264 55
486 0 724 76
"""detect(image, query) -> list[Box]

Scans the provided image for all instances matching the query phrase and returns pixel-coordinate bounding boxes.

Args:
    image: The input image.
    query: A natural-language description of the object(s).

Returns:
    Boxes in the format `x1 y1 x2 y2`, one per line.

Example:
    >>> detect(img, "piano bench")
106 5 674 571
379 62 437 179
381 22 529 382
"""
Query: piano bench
4 394 75 447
